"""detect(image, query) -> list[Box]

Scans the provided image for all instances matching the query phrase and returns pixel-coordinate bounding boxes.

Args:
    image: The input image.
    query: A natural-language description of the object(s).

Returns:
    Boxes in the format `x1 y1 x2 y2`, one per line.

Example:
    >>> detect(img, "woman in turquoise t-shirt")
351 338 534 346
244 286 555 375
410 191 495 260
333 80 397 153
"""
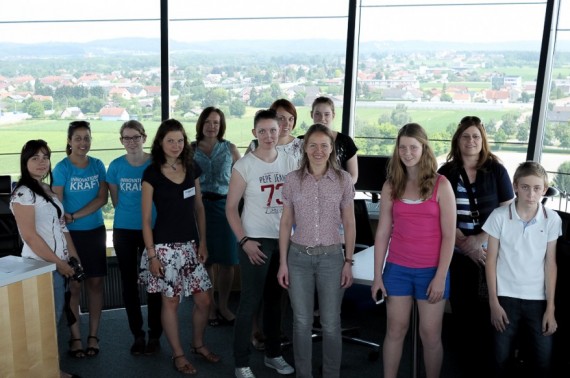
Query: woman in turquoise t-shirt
107 120 162 355
53 121 108 358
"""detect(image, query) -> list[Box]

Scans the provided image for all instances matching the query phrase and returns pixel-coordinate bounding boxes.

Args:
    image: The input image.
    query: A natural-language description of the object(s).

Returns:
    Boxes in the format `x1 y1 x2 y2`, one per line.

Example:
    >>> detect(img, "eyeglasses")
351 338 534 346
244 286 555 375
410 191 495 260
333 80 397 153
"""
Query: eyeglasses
121 135 143 143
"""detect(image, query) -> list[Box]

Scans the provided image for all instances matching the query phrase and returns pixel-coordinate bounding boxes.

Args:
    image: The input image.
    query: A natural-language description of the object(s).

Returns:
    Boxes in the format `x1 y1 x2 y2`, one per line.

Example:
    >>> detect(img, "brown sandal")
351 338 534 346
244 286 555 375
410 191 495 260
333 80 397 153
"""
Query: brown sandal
190 345 221 363
172 355 197 375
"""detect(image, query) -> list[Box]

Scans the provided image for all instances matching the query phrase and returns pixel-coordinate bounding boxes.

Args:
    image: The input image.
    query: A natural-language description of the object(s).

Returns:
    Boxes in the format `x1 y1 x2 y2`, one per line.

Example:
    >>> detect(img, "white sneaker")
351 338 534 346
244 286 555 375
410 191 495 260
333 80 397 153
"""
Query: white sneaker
235 367 256 378
264 356 295 375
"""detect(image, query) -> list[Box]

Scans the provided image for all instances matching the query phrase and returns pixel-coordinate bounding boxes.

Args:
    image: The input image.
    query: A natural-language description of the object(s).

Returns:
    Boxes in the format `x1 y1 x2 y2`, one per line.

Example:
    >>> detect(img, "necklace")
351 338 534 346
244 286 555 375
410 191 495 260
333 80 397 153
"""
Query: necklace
166 160 177 170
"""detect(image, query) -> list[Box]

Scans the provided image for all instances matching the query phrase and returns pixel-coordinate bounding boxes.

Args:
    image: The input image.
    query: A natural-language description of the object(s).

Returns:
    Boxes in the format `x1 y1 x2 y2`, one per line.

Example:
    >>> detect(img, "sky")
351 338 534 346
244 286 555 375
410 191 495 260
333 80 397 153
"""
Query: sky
0 0 567 44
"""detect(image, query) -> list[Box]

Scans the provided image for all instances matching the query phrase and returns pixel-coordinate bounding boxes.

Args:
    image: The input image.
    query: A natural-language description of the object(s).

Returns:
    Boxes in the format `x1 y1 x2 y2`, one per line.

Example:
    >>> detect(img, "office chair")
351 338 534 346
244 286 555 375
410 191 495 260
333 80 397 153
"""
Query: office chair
0 175 22 258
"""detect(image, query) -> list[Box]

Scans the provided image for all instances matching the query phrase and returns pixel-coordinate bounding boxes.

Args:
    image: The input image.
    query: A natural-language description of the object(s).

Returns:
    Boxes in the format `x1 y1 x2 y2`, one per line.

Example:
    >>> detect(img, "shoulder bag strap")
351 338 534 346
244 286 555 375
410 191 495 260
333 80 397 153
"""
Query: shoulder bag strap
459 168 480 222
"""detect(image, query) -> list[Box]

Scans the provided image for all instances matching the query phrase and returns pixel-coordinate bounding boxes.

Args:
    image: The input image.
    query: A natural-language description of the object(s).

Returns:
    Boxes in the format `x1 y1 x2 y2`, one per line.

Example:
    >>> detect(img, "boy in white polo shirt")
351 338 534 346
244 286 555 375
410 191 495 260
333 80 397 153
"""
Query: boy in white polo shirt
483 161 562 377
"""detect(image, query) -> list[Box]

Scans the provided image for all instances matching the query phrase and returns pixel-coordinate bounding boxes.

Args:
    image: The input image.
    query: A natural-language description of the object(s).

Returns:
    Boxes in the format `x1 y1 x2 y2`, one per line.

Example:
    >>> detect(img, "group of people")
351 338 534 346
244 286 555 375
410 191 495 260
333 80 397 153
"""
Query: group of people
371 116 562 378
8 93 562 378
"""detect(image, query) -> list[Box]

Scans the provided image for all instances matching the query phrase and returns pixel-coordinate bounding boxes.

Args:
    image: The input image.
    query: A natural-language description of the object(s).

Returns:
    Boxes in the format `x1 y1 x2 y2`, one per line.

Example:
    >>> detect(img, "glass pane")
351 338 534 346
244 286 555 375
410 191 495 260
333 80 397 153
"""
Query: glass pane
559 0 570 29
169 0 349 152
355 1 546 182
0 7 161 179
1 0 159 21
170 0 347 18
542 28 570 211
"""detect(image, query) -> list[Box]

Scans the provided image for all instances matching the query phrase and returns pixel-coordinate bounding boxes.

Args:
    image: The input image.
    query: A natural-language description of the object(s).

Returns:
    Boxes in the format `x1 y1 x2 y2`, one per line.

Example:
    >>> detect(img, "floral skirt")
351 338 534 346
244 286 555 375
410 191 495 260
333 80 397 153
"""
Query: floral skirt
139 241 212 298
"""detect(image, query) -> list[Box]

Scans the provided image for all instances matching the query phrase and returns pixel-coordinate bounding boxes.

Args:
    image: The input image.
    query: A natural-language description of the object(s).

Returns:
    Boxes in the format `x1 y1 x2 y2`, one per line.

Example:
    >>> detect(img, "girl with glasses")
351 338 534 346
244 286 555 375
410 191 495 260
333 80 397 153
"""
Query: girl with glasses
107 120 163 355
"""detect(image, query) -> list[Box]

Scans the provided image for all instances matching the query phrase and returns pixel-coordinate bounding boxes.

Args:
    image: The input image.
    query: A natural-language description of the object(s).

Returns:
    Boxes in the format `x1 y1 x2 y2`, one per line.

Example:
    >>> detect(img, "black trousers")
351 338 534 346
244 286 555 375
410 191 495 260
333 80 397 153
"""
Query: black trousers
113 228 162 340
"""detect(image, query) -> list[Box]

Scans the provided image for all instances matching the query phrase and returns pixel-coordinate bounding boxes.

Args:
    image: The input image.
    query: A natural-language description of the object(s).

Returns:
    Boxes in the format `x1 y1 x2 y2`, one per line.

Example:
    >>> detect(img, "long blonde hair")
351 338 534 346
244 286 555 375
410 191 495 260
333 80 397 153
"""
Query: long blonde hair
388 123 438 200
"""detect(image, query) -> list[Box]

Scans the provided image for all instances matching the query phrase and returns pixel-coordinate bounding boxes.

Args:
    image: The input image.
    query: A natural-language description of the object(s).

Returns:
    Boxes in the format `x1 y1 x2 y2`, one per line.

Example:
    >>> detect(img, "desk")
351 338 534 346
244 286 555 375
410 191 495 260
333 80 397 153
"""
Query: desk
353 246 421 378
0 256 58 378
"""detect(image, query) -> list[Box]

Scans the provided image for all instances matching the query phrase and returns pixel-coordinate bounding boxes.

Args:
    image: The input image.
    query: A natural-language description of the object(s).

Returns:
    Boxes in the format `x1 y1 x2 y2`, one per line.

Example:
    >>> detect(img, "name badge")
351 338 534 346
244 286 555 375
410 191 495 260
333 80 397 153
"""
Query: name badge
183 187 196 199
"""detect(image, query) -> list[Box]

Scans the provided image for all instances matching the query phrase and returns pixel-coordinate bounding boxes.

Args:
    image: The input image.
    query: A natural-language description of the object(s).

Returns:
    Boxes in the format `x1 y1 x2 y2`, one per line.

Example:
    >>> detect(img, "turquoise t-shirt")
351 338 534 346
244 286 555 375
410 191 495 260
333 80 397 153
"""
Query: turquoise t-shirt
107 155 155 230
52 156 106 231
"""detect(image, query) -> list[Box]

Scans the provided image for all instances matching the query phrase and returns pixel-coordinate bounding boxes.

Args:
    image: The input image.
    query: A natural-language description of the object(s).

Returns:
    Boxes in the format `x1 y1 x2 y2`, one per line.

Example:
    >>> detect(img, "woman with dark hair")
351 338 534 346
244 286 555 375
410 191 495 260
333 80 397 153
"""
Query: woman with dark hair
191 107 241 327
107 120 162 355
372 123 456 378
278 123 356 378
53 121 108 358
11 139 82 377
246 98 303 165
139 119 219 374
437 116 514 377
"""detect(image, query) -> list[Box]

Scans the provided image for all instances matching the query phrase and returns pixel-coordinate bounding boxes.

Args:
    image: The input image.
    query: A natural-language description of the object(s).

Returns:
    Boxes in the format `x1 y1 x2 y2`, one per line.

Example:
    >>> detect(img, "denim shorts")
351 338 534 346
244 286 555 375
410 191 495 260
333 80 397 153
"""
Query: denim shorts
383 262 450 300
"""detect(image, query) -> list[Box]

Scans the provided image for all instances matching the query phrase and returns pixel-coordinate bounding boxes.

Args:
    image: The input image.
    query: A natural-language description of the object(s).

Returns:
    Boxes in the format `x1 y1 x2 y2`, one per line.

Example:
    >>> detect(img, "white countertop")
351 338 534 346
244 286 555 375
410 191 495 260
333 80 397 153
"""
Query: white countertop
0 255 55 287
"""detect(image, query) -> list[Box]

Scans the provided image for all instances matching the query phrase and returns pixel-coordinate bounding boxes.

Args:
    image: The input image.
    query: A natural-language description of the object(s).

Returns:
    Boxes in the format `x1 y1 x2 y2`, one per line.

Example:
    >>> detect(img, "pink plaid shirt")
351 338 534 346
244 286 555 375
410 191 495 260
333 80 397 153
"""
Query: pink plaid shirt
282 168 354 247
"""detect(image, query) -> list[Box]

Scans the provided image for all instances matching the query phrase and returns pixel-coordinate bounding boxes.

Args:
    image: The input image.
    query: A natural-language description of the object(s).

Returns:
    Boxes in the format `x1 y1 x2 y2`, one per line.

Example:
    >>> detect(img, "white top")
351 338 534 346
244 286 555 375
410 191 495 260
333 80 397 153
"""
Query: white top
248 138 303 168
233 151 297 238
483 203 562 300
10 185 69 261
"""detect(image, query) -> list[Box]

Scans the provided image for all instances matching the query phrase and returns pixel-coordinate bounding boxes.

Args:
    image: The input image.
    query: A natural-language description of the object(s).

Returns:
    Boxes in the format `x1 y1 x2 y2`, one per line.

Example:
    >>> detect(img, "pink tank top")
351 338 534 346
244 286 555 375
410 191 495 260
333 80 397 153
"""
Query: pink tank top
387 175 442 268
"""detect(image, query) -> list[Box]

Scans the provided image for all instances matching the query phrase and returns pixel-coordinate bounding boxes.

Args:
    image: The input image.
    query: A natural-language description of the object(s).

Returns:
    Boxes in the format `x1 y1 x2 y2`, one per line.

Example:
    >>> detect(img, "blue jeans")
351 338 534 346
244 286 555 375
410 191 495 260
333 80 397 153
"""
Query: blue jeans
233 238 284 367
113 228 162 340
493 296 553 377
53 271 65 323
288 243 345 378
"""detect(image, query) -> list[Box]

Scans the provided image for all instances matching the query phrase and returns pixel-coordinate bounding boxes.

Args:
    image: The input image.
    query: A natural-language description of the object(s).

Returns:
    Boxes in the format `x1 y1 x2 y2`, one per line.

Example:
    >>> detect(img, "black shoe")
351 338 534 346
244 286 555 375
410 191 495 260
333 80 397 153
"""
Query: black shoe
130 336 146 356
145 338 160 355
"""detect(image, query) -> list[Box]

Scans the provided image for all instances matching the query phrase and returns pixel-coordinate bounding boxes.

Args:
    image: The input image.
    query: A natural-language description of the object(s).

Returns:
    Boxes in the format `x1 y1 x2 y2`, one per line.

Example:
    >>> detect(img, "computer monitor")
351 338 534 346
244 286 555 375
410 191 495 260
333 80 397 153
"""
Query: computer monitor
355 155 390 202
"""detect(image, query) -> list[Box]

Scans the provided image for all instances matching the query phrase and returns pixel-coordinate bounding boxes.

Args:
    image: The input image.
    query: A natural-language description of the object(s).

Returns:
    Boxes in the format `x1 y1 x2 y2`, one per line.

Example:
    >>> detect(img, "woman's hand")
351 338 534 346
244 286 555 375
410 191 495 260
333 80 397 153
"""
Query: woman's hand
457 234 486 266
197 243 208 264
277 263 289 289
149 257 164 278
426 276 446 304
55 259 75 278
242 240 267 265
341 263 353 288
371 279 386 303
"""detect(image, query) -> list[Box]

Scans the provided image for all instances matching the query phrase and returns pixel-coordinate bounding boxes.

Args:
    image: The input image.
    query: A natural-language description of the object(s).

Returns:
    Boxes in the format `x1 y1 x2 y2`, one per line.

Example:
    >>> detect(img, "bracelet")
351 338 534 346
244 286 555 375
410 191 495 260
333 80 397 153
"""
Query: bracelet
70 213 75 223
148 255 157 261
239 236 249 248
344 258 354 266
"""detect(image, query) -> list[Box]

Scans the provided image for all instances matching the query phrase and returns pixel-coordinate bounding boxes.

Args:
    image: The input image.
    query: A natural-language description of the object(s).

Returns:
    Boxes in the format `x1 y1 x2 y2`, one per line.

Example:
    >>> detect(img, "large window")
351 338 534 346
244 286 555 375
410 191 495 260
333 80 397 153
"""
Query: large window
0 0 161 177
354 0 547 180
168 0 349 150
1 0 569 212
542 0 570 208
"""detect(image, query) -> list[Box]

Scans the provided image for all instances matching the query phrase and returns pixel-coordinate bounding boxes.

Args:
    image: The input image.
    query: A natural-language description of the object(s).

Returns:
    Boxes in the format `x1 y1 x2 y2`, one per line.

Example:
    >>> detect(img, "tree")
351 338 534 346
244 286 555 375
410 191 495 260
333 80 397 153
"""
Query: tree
516 122 529 142
390 104 411 126
78 96 105 114
553 161 570 193
229 99 246 117
292 92 305 107
270 83 282 99
27 101 44 118
556 123 570 148
494 129 508 149
176 95 193 114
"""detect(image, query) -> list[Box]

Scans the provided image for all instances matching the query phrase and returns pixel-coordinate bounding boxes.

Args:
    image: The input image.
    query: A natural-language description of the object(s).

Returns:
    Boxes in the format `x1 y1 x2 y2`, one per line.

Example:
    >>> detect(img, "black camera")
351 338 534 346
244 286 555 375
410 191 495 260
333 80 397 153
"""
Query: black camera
68 256 86 282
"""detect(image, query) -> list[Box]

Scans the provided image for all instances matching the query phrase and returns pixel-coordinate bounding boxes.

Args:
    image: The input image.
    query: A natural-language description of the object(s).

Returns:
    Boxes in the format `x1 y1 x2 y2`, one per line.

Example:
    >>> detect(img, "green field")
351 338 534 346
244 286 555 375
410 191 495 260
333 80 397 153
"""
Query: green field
0 105 515 177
